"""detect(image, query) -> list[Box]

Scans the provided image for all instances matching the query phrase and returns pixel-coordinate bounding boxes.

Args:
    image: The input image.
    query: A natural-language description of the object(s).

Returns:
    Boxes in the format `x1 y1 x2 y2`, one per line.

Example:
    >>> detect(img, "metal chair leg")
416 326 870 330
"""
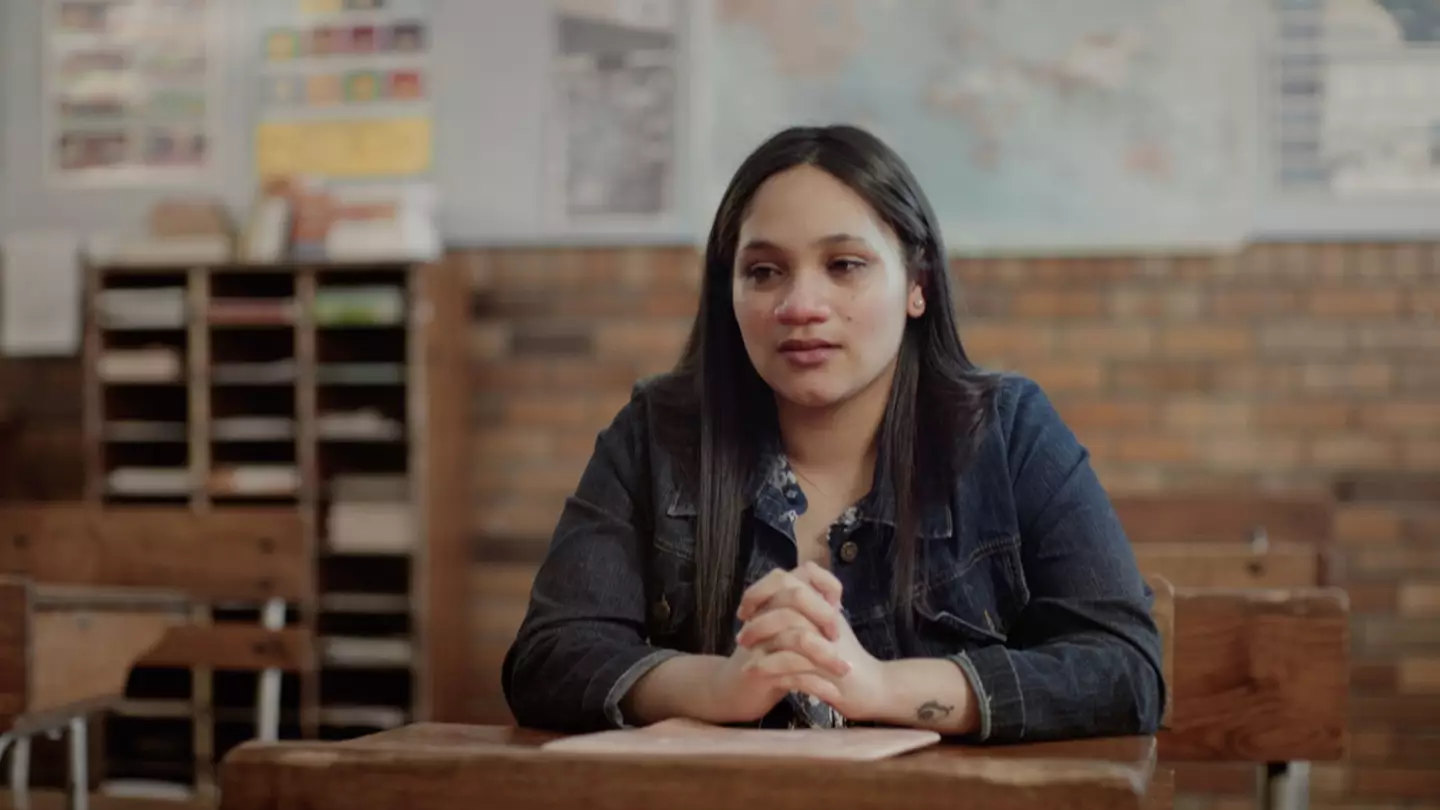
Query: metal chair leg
1258 761 1310 810
68 717 88 810
10 734 30 810
256 597 287 743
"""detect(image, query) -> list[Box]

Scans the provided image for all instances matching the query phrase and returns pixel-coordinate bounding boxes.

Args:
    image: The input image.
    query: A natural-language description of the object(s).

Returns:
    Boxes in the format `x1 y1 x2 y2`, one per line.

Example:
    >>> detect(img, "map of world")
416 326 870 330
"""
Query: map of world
709 0 1260 254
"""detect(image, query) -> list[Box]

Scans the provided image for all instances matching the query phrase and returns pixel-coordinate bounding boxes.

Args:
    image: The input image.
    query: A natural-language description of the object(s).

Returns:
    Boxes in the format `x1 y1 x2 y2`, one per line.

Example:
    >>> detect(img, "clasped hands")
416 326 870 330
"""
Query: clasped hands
709 561 889 724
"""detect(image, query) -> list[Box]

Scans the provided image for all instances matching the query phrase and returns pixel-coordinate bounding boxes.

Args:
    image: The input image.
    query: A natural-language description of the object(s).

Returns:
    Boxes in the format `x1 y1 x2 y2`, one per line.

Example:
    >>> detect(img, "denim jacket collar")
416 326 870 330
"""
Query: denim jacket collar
664 437 954 541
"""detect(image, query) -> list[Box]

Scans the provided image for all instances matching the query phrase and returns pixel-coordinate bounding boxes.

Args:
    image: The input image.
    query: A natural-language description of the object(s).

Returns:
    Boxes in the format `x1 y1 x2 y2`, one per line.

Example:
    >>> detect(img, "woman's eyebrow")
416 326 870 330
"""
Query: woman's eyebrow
739 233 870 252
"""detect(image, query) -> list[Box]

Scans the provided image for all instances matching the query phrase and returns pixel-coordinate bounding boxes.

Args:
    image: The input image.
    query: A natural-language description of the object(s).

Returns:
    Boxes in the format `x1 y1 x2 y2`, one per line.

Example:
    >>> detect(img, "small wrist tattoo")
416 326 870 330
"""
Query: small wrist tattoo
915 700 954 722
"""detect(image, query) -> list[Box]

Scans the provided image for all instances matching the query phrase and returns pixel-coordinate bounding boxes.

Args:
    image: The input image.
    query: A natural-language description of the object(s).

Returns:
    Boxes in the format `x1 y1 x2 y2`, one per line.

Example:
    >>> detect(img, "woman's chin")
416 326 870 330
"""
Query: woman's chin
771 379 846 410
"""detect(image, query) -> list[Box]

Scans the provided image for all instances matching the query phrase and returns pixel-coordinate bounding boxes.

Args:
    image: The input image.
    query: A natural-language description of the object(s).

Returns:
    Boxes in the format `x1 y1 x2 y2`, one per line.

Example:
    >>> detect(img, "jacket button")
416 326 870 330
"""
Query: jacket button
652 596 671 624
838 541 859 564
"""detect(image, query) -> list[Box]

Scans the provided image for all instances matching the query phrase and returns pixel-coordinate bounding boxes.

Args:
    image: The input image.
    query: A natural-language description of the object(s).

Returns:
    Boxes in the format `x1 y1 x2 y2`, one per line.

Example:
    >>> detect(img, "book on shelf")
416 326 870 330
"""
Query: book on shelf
317 409 404 441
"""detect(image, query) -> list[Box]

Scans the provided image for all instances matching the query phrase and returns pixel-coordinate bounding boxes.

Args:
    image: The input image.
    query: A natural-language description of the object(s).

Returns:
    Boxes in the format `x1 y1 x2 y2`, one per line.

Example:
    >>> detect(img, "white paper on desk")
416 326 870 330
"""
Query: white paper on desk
0 231 82 356
540 718 942 761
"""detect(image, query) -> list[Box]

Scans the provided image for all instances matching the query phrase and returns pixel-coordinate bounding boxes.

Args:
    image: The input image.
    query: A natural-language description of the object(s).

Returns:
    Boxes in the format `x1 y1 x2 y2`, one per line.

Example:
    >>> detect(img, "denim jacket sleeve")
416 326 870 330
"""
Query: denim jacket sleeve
950 375 1166 742
500 391 682 733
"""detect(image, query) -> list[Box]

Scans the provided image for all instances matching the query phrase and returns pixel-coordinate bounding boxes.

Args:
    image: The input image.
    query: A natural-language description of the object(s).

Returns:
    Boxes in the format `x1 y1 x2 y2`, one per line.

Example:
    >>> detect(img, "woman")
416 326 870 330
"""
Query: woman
502 125 1165 741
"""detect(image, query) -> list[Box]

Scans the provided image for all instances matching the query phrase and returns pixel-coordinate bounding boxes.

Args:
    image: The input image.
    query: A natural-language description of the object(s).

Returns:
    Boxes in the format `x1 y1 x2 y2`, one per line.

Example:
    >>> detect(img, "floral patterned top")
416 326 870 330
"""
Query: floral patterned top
753 450 863 730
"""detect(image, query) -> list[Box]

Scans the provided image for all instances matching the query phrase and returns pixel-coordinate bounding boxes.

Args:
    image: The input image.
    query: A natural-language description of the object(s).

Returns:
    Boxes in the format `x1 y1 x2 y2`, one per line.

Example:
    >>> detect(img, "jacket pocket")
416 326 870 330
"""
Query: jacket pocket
909 532 1028 656
647 499 698 646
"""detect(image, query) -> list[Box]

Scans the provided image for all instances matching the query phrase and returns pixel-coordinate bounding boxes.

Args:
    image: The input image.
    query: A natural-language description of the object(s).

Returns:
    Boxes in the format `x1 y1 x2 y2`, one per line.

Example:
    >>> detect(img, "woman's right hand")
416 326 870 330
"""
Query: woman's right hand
702 564 852 724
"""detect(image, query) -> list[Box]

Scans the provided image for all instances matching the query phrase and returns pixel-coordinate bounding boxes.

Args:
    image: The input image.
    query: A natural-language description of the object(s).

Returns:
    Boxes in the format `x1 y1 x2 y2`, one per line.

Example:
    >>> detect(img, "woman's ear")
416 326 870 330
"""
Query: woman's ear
907 282 926 318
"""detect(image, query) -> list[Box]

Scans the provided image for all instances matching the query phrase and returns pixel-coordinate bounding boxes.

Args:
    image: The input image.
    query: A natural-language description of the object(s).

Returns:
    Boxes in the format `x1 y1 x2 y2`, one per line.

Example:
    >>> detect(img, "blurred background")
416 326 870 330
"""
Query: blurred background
1 0 1438 808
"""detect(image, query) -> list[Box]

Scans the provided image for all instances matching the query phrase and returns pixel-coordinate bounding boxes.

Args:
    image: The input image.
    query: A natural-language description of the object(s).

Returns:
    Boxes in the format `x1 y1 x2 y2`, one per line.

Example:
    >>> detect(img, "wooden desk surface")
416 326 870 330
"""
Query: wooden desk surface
221 723 1168 810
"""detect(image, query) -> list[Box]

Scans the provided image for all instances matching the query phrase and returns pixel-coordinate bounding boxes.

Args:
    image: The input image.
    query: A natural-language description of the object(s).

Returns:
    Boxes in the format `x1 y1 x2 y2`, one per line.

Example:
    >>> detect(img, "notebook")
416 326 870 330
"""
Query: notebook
539 718 942 761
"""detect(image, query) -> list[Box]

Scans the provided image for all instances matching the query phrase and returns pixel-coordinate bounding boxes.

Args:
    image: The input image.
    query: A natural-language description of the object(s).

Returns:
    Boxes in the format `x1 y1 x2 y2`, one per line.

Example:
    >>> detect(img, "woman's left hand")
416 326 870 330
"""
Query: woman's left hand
734 563 891 721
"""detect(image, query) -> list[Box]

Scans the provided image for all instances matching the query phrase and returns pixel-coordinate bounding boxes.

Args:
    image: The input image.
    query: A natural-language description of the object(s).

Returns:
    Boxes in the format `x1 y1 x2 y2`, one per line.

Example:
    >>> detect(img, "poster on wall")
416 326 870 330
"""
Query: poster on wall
254 0 433 180
44 0 220 187
544 0 681 227
1269 0 1440 197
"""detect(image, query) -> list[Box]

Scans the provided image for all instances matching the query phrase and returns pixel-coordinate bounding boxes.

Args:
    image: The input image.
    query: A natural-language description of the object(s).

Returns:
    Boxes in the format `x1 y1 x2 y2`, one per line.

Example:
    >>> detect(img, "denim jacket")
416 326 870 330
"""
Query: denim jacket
502 373 1166 741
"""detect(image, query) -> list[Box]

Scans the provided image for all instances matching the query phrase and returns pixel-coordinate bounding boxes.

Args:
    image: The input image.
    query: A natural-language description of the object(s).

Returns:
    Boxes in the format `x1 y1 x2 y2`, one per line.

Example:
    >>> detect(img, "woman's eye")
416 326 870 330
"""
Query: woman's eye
830 257 867 273
743 263 779 281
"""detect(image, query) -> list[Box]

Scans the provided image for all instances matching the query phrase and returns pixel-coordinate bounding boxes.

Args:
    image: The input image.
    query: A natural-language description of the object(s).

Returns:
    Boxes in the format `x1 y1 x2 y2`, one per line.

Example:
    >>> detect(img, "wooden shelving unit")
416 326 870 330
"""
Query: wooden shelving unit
80 259 470 803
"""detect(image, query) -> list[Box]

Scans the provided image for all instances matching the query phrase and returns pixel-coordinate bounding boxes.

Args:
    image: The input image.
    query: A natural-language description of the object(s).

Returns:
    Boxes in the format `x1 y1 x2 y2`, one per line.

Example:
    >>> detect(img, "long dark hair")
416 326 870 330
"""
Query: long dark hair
651 125 1000 655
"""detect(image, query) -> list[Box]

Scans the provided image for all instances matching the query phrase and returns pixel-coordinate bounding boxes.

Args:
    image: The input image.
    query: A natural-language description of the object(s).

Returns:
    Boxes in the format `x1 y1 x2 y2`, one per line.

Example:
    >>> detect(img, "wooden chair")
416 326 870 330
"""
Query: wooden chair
1115 493 1333 591
1117 494 1345 810
0 505 312 810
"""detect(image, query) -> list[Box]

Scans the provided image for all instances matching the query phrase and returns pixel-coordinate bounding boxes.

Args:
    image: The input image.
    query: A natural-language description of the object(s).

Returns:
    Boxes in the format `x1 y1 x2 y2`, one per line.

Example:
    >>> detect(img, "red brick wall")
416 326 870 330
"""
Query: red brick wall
466 243 1440 808
0 243 1433 804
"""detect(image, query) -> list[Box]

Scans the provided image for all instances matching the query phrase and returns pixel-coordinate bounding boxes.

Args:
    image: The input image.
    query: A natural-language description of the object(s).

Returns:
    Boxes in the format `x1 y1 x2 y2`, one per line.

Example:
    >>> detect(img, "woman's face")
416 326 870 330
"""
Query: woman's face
732 165 924 410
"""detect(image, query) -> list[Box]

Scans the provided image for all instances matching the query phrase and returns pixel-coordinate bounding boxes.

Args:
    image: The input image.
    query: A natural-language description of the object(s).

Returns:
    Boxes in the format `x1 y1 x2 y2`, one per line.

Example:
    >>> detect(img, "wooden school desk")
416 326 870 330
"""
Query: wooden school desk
219 723 1174 810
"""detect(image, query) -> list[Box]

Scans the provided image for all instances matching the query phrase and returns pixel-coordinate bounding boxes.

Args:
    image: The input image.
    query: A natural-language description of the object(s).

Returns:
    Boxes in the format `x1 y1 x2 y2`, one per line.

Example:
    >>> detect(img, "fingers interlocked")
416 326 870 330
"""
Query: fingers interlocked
735 563 851 686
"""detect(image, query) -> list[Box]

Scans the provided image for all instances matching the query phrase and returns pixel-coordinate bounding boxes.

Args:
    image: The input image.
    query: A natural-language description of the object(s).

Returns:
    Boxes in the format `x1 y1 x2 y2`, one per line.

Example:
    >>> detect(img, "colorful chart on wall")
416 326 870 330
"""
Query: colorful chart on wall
43 0 221 187
707 0 1262 255
253 0 432 180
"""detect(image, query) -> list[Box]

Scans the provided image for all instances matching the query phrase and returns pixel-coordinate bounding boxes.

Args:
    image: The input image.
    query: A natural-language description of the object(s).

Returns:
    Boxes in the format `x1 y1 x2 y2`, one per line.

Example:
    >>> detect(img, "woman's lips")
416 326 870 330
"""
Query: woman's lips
778 339 839 368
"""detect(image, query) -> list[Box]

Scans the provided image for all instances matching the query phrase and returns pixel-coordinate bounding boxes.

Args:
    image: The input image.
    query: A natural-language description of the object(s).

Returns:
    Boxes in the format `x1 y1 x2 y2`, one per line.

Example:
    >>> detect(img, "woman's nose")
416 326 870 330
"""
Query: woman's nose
774 279 832 324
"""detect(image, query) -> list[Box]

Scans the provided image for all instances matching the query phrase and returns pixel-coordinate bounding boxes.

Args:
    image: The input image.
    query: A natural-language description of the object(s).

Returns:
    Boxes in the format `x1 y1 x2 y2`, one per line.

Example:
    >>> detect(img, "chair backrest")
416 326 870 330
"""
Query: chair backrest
1122 496 1347 763
0 505 313 743
1157 585 1348 764
0 504 309 601
1115 494 1333 590
2 578 177 732
1111 494 1333 546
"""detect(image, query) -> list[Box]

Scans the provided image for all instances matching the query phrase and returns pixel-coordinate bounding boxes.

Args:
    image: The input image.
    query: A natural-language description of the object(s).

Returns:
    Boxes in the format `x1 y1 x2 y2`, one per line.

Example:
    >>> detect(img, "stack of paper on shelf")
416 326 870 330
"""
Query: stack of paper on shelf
99 347 183 382
87 233 232 266
321 636 414 667
98 288 187 329
328 473 412 553
317 408 403 441
86 198 235 266
316 363 405 385
323 183 441 263
211 359 298 384
107 467 192 496
105 421 187 442
210 464 301 496
208 297 296 325
318 705 408 730
212 416 296 442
